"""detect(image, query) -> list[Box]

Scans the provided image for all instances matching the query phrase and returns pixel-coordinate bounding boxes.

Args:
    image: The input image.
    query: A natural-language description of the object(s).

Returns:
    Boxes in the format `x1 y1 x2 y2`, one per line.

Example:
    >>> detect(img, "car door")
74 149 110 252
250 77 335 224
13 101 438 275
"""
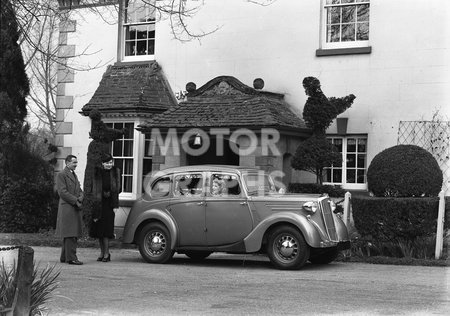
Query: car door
168 172 206 246
205 172 253 246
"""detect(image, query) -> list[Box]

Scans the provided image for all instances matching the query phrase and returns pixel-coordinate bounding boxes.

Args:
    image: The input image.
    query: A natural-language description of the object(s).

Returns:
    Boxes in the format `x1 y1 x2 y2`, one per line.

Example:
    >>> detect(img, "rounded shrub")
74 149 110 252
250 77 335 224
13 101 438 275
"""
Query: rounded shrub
367 145 443 197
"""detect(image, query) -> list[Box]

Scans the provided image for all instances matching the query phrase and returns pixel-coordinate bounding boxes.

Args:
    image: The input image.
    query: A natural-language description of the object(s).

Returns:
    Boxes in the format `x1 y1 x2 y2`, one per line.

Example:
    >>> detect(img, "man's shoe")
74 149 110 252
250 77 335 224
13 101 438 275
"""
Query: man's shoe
68 260 83 265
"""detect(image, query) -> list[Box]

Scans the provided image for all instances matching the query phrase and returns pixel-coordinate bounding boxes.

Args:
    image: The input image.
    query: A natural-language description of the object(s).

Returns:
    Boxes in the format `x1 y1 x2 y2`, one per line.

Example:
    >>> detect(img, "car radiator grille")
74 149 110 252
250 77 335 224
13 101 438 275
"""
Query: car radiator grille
320 198 338 241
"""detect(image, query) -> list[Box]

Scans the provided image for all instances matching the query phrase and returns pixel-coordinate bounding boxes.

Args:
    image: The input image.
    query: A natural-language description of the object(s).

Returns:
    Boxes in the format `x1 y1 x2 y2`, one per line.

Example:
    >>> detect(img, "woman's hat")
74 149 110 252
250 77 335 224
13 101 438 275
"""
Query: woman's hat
101 153 113 163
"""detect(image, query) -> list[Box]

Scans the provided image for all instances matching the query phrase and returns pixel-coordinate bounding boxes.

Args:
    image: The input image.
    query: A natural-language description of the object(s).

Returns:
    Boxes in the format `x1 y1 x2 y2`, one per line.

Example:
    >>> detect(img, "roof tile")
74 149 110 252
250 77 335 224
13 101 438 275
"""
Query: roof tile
81 62 176 115
139 76 307 132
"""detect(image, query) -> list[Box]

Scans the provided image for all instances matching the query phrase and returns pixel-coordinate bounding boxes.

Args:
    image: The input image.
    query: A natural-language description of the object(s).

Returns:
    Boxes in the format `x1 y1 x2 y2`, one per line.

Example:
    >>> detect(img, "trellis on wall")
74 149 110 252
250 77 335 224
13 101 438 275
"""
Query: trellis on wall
397 120 450 195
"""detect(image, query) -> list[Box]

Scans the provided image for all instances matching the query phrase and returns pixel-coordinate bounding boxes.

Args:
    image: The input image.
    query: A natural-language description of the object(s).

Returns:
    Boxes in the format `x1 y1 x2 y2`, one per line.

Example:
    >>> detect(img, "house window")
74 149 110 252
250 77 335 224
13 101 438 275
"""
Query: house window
142 134 153 193
58 0 81 7
321 0 370 50
107 122 135 193
123 0 156 60
58 1 116 8
323 136 367 188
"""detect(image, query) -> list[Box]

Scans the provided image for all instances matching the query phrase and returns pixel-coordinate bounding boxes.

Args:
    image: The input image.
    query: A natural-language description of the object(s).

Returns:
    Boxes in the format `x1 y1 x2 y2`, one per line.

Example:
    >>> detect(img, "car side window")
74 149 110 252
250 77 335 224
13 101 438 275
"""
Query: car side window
210 173 241 197
151 176 171 198
173 173 203 197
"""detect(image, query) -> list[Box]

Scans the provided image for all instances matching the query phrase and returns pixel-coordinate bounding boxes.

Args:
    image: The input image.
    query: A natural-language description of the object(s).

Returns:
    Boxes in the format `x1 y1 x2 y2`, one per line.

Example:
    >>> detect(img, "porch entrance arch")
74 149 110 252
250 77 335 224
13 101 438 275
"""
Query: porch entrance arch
185 136 240 166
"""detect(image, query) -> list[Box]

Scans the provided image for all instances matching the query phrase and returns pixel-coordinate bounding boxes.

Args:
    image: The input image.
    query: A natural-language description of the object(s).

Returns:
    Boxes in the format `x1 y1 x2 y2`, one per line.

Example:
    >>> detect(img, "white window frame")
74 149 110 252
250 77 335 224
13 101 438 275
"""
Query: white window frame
142 134 154 193
120 0 156 62
105 119 146 201
320 0 370 50
323 135 368 190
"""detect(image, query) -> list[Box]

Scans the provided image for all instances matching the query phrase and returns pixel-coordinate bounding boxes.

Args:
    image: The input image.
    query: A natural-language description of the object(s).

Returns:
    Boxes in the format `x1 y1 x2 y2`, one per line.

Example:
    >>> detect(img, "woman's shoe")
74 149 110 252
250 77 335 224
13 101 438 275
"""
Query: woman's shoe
102 254 111 262
97 256 103 261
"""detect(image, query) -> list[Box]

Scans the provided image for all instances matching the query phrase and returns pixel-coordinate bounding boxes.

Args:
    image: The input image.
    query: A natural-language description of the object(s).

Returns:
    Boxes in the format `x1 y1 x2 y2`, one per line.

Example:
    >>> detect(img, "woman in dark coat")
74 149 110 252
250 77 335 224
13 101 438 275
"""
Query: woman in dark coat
89 153 121 262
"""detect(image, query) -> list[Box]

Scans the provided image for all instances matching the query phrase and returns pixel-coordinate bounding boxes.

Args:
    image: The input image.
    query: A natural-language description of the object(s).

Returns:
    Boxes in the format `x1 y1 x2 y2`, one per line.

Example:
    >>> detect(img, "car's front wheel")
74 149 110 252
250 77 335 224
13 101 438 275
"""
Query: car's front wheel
267 226 310 270
138 222 174 264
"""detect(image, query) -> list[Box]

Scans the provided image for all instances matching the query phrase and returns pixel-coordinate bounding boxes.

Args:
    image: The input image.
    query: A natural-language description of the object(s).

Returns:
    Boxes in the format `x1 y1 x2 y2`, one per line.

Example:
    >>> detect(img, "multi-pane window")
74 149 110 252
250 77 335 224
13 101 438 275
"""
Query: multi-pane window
58 0 81 7
324 136 367 186
142 134 153 192
123 0 156 58
107 122 135 193
58 1 116 8
323 0 369 48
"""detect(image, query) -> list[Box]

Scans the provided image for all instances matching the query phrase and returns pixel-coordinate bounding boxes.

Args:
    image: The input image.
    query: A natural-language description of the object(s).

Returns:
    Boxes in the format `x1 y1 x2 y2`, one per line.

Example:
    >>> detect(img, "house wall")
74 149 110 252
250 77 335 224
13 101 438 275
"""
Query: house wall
156 0 449 165
58 0 450 193
56 6 119 178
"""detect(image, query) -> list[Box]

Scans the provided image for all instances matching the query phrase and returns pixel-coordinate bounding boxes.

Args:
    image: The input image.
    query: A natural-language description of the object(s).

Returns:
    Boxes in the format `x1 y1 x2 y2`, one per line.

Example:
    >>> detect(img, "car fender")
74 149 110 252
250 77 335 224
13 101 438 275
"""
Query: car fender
122 208 178 249
243 212 323 252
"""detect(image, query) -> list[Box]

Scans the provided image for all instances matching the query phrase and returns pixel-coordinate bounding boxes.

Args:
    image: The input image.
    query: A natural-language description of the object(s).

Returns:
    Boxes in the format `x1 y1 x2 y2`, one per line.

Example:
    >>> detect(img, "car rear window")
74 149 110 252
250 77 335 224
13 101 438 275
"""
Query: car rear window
151 176 171 198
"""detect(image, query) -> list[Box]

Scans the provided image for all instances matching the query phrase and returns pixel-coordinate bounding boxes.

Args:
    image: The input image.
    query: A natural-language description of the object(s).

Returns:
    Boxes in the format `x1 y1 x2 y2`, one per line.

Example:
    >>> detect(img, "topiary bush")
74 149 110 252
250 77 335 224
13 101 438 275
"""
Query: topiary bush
82 110 125 233
367 145 443 197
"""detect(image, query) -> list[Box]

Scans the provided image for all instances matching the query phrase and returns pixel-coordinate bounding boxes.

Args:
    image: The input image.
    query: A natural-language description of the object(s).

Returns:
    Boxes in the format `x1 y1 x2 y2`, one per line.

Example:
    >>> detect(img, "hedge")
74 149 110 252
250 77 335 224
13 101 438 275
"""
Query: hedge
288 183 346 198
352 196 448 242
0 177 58 233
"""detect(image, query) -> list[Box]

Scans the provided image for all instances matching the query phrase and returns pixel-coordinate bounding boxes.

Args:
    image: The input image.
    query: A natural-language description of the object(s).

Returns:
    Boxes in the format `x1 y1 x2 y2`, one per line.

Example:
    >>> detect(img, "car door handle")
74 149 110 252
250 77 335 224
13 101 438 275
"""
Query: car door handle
240 202 247 205
197 201 205 206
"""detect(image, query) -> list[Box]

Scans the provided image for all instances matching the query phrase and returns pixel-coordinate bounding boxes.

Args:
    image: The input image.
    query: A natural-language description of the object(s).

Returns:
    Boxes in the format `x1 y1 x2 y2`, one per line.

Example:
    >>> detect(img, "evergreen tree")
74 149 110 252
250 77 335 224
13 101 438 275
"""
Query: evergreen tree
0 0 29 121
291 134 342 184
0 0 56 233
0 0 30 181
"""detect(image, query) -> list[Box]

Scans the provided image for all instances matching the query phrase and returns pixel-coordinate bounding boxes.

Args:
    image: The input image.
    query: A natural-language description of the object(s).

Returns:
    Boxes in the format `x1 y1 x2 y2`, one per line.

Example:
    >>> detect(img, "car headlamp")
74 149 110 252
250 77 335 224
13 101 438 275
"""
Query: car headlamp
302 201 318 213
329 200 336 212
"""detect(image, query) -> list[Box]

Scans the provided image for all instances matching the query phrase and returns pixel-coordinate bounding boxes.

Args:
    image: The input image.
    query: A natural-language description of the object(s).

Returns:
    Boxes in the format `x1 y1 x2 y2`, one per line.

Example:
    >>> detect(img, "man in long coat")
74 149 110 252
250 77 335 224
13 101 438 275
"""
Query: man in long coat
55 155 84 265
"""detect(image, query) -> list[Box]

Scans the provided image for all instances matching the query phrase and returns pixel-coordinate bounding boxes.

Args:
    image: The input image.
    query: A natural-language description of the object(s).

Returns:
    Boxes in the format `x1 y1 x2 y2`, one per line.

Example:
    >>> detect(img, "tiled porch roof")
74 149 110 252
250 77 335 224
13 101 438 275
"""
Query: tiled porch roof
138 76 309 133
81 62 176 116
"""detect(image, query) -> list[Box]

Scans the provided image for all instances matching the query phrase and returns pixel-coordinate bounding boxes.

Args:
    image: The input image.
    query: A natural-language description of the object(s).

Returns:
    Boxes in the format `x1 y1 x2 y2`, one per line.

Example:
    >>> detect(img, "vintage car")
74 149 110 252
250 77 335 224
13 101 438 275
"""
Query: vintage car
122 165 350 270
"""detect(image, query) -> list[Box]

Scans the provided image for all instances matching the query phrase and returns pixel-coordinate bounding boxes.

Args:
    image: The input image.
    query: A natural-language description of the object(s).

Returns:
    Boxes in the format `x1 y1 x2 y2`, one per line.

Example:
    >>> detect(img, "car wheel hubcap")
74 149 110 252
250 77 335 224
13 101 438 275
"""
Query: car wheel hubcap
146 231 166 256
275 235 298 262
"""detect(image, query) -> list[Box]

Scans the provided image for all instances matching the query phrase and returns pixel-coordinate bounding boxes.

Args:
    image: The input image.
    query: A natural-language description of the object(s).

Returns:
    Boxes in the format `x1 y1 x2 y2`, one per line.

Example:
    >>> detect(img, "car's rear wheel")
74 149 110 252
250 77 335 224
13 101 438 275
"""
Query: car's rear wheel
138 222 174 264
184 251 212 260
309 247 339 264
267 225 310 270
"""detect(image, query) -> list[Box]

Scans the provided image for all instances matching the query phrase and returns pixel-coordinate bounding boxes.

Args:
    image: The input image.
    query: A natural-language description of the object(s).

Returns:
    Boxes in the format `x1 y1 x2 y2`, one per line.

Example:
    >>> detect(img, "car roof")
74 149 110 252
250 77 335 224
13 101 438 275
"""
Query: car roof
158 164 260 175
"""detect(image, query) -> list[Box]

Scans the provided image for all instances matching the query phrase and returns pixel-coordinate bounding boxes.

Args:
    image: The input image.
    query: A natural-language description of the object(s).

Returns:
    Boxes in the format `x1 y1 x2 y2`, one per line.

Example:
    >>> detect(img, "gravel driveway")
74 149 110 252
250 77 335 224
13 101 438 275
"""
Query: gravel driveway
1 246 449 315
